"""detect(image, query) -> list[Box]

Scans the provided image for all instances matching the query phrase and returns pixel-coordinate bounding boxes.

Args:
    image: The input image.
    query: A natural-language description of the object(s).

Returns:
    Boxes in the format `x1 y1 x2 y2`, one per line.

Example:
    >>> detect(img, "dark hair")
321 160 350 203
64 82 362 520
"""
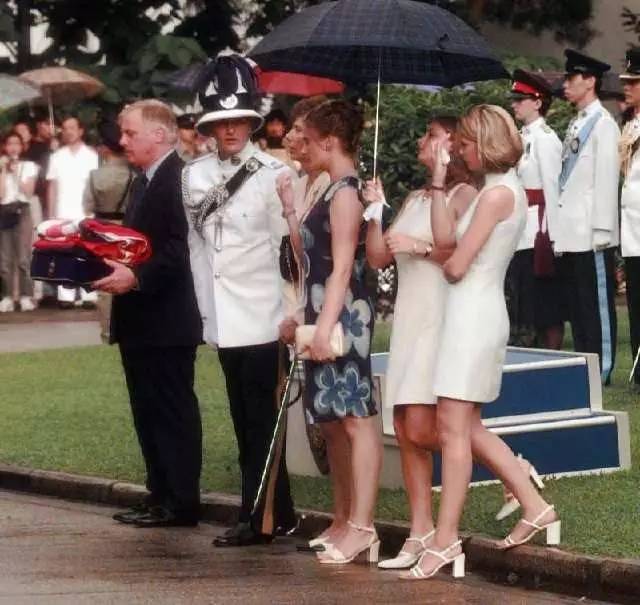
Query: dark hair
265 108 288 125
13 121 35 136
539 95 553 116
305 100 364 155
62 115 85 130
2 131 24 146
429 115 473 188
289 95 328 125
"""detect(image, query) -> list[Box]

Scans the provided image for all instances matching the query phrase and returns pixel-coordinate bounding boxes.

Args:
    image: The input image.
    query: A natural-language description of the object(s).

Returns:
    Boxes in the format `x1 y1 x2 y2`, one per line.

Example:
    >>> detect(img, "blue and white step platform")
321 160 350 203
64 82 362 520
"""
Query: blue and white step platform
285 348 631 489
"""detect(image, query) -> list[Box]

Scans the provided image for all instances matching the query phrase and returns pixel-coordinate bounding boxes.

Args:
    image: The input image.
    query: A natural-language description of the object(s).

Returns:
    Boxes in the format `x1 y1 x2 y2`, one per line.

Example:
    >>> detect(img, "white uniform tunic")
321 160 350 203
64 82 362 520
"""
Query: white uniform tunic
515 117 562 249
183 142 292 348
620 115 640 257
553 100 620 253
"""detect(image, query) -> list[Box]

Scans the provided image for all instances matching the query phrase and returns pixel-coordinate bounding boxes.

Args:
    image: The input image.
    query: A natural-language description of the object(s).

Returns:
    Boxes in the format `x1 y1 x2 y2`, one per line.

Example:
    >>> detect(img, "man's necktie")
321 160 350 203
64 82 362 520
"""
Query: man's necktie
125 173 148 224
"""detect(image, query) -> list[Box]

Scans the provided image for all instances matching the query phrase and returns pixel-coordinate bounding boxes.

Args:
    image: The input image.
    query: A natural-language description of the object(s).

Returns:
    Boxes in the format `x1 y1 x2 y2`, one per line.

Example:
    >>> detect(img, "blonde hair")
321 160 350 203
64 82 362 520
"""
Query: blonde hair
458 104 522 173
119 99 178 144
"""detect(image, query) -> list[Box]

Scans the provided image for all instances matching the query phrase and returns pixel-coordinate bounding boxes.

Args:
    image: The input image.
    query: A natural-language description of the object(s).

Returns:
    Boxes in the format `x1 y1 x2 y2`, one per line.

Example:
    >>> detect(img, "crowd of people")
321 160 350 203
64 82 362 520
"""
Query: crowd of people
3 44 639 581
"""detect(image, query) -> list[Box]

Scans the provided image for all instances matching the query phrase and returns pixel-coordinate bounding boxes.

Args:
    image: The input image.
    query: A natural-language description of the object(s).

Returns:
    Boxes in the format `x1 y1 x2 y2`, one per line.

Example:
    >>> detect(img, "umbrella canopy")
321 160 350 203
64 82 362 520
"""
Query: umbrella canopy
249 0 508 87
19 66 104 104
167 60 344 97
255 68 345 96
0 74 41 111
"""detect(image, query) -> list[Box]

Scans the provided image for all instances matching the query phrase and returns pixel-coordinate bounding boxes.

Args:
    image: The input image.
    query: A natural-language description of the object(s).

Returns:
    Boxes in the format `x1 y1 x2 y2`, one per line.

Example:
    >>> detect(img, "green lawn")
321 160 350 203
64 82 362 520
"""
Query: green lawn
0 312 637 559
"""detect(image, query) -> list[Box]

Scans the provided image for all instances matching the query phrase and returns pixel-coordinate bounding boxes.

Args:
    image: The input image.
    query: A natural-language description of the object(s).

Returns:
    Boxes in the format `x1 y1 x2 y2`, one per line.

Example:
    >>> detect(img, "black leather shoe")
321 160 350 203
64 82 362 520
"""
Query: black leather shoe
113 503 150 524
212 522 273 547
275 515 302 537
132 506 198 528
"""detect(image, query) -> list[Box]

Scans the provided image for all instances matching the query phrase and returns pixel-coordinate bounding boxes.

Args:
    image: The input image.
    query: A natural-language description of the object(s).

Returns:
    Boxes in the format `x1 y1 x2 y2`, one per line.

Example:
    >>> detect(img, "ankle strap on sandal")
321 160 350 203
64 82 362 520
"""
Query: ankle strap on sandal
347 520 376 533
406 529 435 548
422 539 462 563
522 505 554 529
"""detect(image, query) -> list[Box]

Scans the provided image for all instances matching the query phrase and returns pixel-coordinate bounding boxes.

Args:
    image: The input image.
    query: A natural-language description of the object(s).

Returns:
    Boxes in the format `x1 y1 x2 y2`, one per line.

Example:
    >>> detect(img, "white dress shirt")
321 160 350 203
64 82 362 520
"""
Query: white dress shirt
46 143 99 219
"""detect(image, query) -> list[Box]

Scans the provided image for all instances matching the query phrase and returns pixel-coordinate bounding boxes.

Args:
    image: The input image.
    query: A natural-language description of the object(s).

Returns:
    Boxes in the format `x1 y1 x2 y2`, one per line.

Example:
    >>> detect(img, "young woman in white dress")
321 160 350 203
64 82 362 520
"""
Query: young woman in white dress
364 116 476 570
406 105 560 581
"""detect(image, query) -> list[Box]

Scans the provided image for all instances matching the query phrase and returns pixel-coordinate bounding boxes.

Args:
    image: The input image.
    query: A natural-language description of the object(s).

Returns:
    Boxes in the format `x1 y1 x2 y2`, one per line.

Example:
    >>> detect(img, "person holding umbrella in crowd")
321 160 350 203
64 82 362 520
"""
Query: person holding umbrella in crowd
556 50 621 385
362 116 476 570
412 105 560 581
182 54 297 547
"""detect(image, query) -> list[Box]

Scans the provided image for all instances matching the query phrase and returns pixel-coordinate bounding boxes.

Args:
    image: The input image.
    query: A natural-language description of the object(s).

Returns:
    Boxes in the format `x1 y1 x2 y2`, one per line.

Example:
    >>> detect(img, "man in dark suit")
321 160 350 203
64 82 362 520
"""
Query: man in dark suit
93 99 203 527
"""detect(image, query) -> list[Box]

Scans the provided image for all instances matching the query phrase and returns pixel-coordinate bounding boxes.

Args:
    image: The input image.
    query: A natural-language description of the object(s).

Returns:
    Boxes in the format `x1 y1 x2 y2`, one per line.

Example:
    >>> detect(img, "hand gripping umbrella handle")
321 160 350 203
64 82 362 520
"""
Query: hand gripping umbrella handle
251 353 299 517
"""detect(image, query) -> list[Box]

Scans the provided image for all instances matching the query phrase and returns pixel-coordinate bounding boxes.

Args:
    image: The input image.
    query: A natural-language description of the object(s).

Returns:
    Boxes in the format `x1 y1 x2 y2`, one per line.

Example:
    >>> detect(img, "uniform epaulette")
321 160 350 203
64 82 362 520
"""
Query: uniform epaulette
186 151 216 165
254 149 285 170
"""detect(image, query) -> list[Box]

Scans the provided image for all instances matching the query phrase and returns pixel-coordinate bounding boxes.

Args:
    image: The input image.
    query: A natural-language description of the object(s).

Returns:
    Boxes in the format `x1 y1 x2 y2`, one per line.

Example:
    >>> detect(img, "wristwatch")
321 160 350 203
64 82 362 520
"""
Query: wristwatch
423 243 433 258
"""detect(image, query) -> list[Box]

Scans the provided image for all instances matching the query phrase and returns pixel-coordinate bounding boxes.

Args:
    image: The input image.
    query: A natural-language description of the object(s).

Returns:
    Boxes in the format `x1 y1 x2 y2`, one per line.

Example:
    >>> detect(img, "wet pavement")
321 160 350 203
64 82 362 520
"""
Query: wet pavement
0 490 614 605
0 307 101 353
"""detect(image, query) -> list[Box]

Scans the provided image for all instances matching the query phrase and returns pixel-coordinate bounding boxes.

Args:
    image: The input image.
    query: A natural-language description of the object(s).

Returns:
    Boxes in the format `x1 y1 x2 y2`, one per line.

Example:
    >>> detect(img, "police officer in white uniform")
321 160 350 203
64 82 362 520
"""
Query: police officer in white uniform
555 50 621 385
619 48 640 385
508 69 564 349
182 55 296 545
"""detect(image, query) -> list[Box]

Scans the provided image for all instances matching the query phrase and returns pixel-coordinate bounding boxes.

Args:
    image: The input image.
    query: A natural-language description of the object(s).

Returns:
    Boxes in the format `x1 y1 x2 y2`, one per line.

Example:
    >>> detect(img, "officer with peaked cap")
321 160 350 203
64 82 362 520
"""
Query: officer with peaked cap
507 69 565 350
554 50 620 384
182 54 297 546
619 47 640 385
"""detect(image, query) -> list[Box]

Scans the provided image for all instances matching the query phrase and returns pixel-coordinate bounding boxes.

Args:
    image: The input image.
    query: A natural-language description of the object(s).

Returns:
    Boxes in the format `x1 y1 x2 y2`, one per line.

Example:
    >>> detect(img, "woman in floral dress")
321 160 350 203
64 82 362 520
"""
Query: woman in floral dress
279 99 382 565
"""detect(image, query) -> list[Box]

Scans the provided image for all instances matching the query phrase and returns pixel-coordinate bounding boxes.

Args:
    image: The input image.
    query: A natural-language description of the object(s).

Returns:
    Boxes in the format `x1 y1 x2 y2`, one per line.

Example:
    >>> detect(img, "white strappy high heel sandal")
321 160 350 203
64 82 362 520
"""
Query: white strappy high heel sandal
402 539 465 580
317 520 380 565
378 529 435 570
499 504 561 549
495 454 546 521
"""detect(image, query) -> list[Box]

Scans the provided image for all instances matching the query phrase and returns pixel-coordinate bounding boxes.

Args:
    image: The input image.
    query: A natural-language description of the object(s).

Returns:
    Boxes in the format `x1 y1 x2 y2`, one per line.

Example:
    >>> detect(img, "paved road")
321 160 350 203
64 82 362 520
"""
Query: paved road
0 490 613 605
0 306 101 353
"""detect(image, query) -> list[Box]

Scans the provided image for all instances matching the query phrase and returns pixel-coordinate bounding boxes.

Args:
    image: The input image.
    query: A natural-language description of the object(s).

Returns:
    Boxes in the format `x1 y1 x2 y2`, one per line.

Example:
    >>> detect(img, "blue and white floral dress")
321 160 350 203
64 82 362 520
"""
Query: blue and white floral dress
301 176 376 424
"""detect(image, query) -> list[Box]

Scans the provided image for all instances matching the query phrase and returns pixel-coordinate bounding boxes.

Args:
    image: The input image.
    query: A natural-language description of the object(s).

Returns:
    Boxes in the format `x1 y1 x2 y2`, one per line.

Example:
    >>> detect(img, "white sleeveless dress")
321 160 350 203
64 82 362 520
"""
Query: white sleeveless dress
433 170 527 403
384 186 461 408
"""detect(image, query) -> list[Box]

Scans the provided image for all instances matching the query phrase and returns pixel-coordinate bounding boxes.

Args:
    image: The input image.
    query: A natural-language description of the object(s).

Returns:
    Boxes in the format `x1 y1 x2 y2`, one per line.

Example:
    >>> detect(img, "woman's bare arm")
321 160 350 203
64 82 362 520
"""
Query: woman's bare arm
442 185 514 283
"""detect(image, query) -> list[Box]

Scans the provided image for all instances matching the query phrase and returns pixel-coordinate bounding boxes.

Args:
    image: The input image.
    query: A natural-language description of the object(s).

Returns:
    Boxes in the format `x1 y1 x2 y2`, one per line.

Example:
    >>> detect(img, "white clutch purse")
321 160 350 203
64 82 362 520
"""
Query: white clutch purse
295 323 346 360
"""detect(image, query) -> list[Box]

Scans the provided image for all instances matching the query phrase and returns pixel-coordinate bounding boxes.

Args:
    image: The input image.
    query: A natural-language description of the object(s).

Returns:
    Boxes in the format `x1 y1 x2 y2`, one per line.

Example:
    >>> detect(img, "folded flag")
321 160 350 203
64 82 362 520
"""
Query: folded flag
31 218 152 287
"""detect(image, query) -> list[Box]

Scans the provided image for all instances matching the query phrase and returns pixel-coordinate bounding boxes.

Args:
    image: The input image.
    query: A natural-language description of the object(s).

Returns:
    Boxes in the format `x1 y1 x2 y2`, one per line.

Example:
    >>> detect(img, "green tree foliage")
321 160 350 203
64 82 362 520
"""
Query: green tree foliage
359 53 576 206
245 0 595 47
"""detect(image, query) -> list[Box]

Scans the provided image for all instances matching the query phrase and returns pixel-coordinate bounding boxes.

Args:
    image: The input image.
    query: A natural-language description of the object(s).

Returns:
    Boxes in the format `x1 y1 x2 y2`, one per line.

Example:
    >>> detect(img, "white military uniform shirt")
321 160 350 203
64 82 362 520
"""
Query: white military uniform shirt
620 114 640 257
183 142 292 348
553 99 620 253
515 117 562 250
46 143 99 219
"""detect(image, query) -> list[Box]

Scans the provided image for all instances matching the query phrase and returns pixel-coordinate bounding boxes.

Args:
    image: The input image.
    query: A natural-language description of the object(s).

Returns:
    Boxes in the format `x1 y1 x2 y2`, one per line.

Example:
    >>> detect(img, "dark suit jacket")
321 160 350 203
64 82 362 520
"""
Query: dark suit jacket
111 151 202 348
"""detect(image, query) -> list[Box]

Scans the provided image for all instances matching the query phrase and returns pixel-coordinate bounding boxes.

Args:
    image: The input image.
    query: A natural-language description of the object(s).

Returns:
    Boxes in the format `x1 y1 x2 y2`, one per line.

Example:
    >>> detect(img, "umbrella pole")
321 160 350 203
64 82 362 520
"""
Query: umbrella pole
629 346 640 383
373 50 382 180
47 89 54 138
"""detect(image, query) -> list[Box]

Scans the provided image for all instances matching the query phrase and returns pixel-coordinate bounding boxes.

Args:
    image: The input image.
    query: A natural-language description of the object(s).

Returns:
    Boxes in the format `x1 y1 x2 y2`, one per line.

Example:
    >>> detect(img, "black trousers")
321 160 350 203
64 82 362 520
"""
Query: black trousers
218 341 295 534
120 345 202 517
625 256 640 384
557 249 617 384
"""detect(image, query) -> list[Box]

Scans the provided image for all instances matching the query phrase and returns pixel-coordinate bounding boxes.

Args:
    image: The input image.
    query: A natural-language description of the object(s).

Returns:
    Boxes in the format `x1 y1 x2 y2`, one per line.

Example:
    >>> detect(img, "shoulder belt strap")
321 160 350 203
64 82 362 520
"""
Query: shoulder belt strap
559 111 602 191
202 156 265 223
